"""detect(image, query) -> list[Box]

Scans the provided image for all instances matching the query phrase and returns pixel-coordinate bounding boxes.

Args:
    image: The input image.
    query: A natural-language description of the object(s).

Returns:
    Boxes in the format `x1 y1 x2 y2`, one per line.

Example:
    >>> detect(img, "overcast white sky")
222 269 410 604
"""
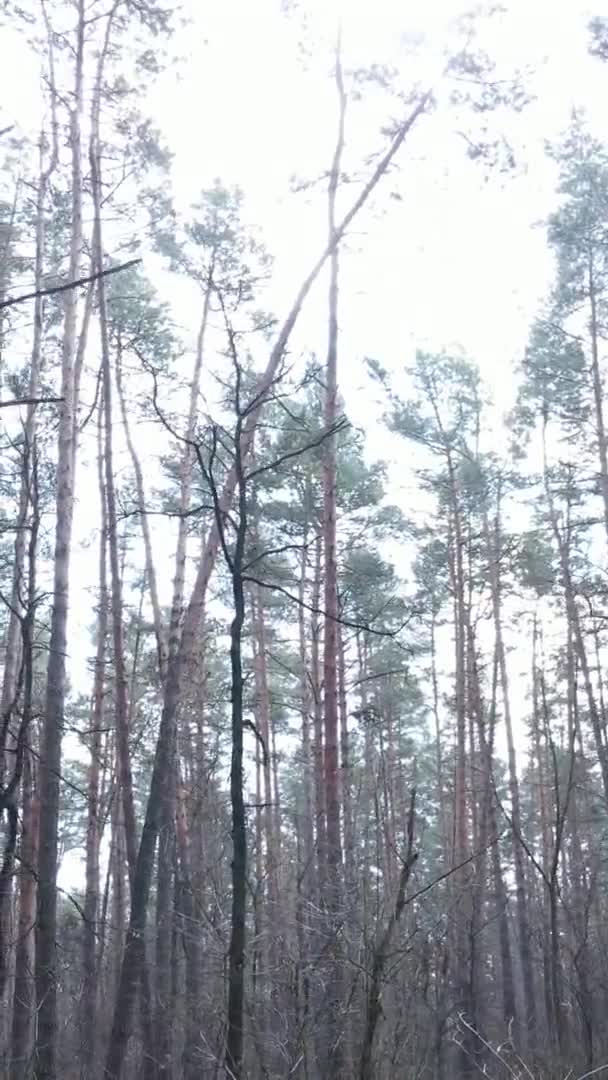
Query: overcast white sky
3 0 608 883
136 0 608 478
4 0 607 485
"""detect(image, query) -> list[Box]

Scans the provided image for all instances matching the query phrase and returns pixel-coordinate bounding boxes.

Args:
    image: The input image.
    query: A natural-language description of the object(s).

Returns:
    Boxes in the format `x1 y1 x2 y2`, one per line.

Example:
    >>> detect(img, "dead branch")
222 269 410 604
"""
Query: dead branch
0 257 142 311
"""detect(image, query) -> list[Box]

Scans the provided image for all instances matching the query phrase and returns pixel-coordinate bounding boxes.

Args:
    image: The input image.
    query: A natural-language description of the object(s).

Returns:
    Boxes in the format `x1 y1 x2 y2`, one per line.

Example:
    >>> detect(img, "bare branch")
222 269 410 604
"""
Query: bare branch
0 257 142 311
0 396 63 410
245 417 350 482
243 572 410 640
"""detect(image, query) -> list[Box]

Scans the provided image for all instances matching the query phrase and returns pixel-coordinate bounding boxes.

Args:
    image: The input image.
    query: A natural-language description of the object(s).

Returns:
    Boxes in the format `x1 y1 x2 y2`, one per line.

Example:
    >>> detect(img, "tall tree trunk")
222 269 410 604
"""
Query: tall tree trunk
10 747 38 1080
176 778 202 1080
542 415 608 802
0 118 56 727
464 621 487 1043
9 452 40 1079
482 504 537 1050
311 534 326 894
151 277 214 1080
80 406 108 1075
251 585 282 1064
430 613 448 850
35 5 85 1073
298 520 315 898
588 253 608 550
251 589 277 908
484 643 517 1040
154 775 176 1080
224 426 248 1080
295 527 314 1074
359 794 417 1080
320 37 346 1079
446 478 473 1077
168 272 214 663
91 35 138 889
531 613 554 1045
338 625 353 890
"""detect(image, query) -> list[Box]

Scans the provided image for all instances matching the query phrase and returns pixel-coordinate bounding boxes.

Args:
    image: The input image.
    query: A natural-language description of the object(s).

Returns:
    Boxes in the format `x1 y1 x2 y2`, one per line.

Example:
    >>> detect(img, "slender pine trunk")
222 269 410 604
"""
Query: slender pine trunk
36 7 85 1073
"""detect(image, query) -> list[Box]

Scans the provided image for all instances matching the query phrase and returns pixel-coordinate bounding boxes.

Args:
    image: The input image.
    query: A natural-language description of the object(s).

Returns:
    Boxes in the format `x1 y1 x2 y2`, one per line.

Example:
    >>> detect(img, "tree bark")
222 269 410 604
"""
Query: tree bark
35 5 85 1073
359 793 417 1080
10 748 39 1080
482 503 537 1049
542 416 608 802
79 406 108 1076
311 534 326 893
588 253 608 550
9 466 39 1080
224 423 248 1080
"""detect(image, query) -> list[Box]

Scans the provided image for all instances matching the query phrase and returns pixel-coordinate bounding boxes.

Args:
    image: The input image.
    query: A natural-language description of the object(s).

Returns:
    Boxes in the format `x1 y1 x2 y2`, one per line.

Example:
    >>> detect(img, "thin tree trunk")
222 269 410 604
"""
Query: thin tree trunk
115 358 166 679
531 612 554 1044
10 746 38 1080
168 272 214 663
338 625 353 890
311 534 326 892
224 426 248 1080
80 405 108 1075
446 482 473 1078
154 770 176 1080
150 272 215 1080
588 253 608 550
298 519 315 898
296 526 314 1075
91 49 138 892
482 503 537 1049
485 644 517 1039
10 454 40 1079
320 40 347 1079
251 589 277 907
542 415 608 802
0 119 56 726
35 5 85 1072
359 793 416 1080
430 613 448 850
176 778 202 1080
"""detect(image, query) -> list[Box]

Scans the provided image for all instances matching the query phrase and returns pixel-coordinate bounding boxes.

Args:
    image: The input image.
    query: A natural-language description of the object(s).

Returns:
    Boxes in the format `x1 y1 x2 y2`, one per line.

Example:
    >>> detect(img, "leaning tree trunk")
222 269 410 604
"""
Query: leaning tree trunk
115 358 166 679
